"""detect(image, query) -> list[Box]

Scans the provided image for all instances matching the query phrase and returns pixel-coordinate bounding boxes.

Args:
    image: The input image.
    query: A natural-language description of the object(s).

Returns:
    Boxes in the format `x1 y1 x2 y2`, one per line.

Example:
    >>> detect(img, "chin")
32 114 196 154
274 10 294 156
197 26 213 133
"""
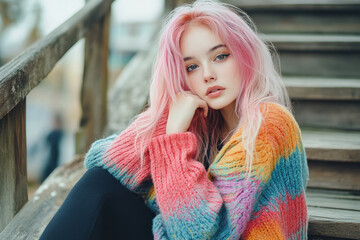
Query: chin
207 99 236 111
207 103 227 110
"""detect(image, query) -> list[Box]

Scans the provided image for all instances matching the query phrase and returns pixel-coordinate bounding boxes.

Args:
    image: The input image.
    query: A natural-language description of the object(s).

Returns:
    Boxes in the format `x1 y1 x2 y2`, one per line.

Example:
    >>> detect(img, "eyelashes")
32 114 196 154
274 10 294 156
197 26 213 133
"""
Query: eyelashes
186 53 231 73
187 64 198 72
215 53 230 61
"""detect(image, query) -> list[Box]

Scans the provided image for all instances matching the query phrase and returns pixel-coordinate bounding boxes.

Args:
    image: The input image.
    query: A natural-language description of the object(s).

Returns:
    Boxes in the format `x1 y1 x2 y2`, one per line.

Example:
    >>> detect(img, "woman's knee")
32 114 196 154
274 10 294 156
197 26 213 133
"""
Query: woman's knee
68 167 123 202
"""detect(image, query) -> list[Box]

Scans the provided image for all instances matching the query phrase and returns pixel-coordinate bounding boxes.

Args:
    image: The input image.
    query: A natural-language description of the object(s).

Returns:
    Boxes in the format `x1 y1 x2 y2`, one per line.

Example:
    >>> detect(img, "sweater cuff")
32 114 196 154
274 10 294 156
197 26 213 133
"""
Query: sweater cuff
148 132 198 172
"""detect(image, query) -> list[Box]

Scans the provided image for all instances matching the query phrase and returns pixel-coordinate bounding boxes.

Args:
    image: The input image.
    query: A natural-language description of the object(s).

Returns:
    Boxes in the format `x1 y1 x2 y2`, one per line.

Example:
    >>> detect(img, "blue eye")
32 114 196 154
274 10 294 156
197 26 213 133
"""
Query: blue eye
215 53 230 61
186 64 198 72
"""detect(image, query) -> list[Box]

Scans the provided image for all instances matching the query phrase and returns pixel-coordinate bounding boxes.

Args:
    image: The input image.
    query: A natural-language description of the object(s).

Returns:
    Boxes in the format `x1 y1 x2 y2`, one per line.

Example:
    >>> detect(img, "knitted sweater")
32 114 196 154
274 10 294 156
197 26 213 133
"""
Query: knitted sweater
84 102 309 240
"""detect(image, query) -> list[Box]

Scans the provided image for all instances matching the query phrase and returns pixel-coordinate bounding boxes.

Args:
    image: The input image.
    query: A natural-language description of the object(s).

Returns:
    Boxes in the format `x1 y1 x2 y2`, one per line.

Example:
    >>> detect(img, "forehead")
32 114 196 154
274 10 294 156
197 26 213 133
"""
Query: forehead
180 23 224 57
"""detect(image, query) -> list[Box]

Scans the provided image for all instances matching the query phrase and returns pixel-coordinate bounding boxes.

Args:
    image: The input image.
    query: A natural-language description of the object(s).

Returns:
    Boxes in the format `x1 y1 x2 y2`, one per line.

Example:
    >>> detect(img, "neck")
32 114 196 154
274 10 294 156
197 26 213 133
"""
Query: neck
220 101 239 143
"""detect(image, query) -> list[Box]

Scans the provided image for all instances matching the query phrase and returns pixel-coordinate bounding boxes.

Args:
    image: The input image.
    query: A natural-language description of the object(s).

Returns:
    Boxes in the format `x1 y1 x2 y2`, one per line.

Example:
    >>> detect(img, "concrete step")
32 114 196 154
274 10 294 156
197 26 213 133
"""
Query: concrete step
262 34 360 78
225 0 360 34
302 127 360 191
284 76 360 100
306 188 360 239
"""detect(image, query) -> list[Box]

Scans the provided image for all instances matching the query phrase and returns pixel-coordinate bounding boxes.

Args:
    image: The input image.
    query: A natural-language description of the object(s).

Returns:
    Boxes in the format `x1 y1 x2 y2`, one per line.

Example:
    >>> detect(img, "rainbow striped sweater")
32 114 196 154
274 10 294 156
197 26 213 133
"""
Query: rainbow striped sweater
84 102 309 239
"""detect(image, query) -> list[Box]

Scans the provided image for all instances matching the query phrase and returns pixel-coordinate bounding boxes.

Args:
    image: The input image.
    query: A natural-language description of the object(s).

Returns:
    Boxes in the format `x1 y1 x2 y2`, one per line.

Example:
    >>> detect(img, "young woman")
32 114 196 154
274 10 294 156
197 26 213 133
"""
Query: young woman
41 1 309 239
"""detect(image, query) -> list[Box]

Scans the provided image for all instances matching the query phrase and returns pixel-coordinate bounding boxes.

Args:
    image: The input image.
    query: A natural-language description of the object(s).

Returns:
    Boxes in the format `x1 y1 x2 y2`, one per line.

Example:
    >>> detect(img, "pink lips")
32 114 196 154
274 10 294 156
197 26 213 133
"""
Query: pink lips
206 86 225 98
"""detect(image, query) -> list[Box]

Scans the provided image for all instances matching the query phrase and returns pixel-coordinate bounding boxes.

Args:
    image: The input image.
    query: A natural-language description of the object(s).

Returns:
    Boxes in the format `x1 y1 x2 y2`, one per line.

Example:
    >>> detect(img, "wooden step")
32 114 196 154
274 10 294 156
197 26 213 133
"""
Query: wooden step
301 128 360 191
1 156 359 239
284 77 360 100
307 188 360 239
262 34 360 78
286 77 360 129
293 100 360 130
262 34 360 51
0 156 86 239
302 128 360 162
226 0 360 9
225 0 360 34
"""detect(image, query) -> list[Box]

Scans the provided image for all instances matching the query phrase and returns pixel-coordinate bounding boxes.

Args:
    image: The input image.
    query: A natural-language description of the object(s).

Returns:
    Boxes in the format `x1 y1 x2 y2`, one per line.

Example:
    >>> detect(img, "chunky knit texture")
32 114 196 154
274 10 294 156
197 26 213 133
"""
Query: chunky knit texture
84 102 309 240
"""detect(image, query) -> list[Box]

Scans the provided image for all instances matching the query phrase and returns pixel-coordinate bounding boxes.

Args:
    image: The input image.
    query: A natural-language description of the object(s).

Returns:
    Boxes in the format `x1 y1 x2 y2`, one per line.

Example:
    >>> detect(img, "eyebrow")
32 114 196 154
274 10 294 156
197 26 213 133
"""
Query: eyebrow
183 44 227 61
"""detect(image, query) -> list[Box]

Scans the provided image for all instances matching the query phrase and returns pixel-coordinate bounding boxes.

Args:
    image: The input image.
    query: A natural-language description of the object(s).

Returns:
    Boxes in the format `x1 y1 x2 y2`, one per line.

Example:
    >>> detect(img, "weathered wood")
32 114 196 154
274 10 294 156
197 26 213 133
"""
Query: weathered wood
228 1 360 35
248 12 360 34
302 128 360 162
0 156 86 239
284 77 360 100
0 0 113 120
307 161 360 191
264 34 360 78
165 0 177 11
307 188 360 211
106 22 162 135
0 99 27 232
307 189 360 239
262 34 360 51
225 0 360 10
278 51 360 78
77 6 110 154
294 100 360 130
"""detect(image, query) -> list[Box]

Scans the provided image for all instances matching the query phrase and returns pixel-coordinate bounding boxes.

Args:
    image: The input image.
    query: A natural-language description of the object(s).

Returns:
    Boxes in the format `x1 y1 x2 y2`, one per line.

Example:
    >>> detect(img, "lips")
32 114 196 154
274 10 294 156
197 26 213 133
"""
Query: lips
206 85 225 96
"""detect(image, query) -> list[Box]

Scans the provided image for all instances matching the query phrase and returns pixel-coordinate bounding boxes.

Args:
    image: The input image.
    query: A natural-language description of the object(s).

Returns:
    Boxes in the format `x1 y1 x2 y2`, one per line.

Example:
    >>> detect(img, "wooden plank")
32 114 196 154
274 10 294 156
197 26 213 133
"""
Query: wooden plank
262 34 360 51
224 0 360 10
308 207 360 239
309 207 360 224
301 128 360 162
0 99 27 232
0 0 113 120
307 188 360 239
106 23 161 134
0 157 86 239
294 100 360 130
307 189 360 211
284 77 360 100
307 188 360 200
307 161 360 191
245 12 360 34
77 6 110 154
277 51 360 78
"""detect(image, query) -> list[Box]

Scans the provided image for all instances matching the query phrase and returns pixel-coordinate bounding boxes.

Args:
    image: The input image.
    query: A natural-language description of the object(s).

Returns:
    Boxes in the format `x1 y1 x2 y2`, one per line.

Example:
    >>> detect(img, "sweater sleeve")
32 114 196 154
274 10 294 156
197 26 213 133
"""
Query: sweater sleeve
147 103 304 240
84 111 167 195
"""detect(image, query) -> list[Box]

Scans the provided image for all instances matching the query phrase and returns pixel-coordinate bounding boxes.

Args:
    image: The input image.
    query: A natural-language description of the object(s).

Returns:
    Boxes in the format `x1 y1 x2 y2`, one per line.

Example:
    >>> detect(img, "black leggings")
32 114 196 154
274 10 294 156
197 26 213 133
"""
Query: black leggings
40 167 155 240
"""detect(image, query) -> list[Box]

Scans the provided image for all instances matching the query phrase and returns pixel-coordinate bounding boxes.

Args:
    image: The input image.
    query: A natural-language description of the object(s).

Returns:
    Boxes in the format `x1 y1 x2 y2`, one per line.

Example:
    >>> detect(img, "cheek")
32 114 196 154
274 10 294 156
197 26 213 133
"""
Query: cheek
188 74 203 96
226 61 242 88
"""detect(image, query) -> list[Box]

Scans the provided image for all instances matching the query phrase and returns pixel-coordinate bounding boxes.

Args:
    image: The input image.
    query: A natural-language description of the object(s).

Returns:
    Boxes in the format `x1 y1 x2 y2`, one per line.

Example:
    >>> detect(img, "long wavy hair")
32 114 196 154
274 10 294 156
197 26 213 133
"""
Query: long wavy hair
132 0 291 178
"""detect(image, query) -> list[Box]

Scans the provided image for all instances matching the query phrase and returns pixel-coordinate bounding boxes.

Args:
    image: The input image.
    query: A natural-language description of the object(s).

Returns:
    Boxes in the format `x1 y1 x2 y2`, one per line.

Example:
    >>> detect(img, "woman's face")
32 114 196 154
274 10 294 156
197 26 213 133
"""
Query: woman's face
180 23 242 111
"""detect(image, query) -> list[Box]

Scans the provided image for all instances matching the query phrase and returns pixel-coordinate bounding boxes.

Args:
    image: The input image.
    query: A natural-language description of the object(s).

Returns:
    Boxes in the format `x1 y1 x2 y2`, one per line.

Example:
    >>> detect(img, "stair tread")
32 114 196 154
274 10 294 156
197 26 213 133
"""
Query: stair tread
262 33 360 43
260 34 360 51
284 77 360 88
307 188 360 211
307 188 360 238
301 127 360 162
226 0 360 9
283 77 360 100
261 34 360 48
302 128 360 150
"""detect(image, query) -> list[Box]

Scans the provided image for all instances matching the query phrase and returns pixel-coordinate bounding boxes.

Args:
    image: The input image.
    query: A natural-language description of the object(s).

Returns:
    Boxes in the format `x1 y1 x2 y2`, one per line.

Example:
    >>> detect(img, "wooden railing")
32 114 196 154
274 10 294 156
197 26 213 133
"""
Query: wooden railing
0 0 113 232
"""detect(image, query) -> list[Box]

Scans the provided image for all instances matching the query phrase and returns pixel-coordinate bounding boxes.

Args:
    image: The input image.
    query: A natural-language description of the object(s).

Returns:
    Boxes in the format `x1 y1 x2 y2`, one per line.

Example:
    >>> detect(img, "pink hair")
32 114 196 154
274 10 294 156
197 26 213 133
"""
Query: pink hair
133 0 291 177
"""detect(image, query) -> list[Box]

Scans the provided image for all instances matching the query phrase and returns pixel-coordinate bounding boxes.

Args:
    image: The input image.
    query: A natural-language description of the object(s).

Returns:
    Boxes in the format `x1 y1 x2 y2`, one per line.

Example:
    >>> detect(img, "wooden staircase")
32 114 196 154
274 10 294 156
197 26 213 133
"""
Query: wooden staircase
1 0 360 239
227 0 360 239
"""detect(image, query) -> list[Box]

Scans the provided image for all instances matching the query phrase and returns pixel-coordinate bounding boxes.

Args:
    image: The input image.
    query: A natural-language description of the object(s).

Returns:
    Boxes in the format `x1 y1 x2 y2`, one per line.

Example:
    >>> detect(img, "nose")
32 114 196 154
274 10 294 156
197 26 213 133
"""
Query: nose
203 64 216 83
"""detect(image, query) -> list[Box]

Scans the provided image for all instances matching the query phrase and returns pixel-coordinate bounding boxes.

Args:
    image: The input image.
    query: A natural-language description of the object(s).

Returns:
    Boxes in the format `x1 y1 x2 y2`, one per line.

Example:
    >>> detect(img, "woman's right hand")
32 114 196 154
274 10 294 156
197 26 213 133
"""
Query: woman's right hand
166 92 208 135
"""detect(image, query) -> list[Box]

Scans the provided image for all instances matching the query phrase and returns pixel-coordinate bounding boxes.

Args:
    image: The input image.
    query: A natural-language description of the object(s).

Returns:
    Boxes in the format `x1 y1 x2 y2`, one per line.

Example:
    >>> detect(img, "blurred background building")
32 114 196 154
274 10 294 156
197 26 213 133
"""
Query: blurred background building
0 0 164 193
